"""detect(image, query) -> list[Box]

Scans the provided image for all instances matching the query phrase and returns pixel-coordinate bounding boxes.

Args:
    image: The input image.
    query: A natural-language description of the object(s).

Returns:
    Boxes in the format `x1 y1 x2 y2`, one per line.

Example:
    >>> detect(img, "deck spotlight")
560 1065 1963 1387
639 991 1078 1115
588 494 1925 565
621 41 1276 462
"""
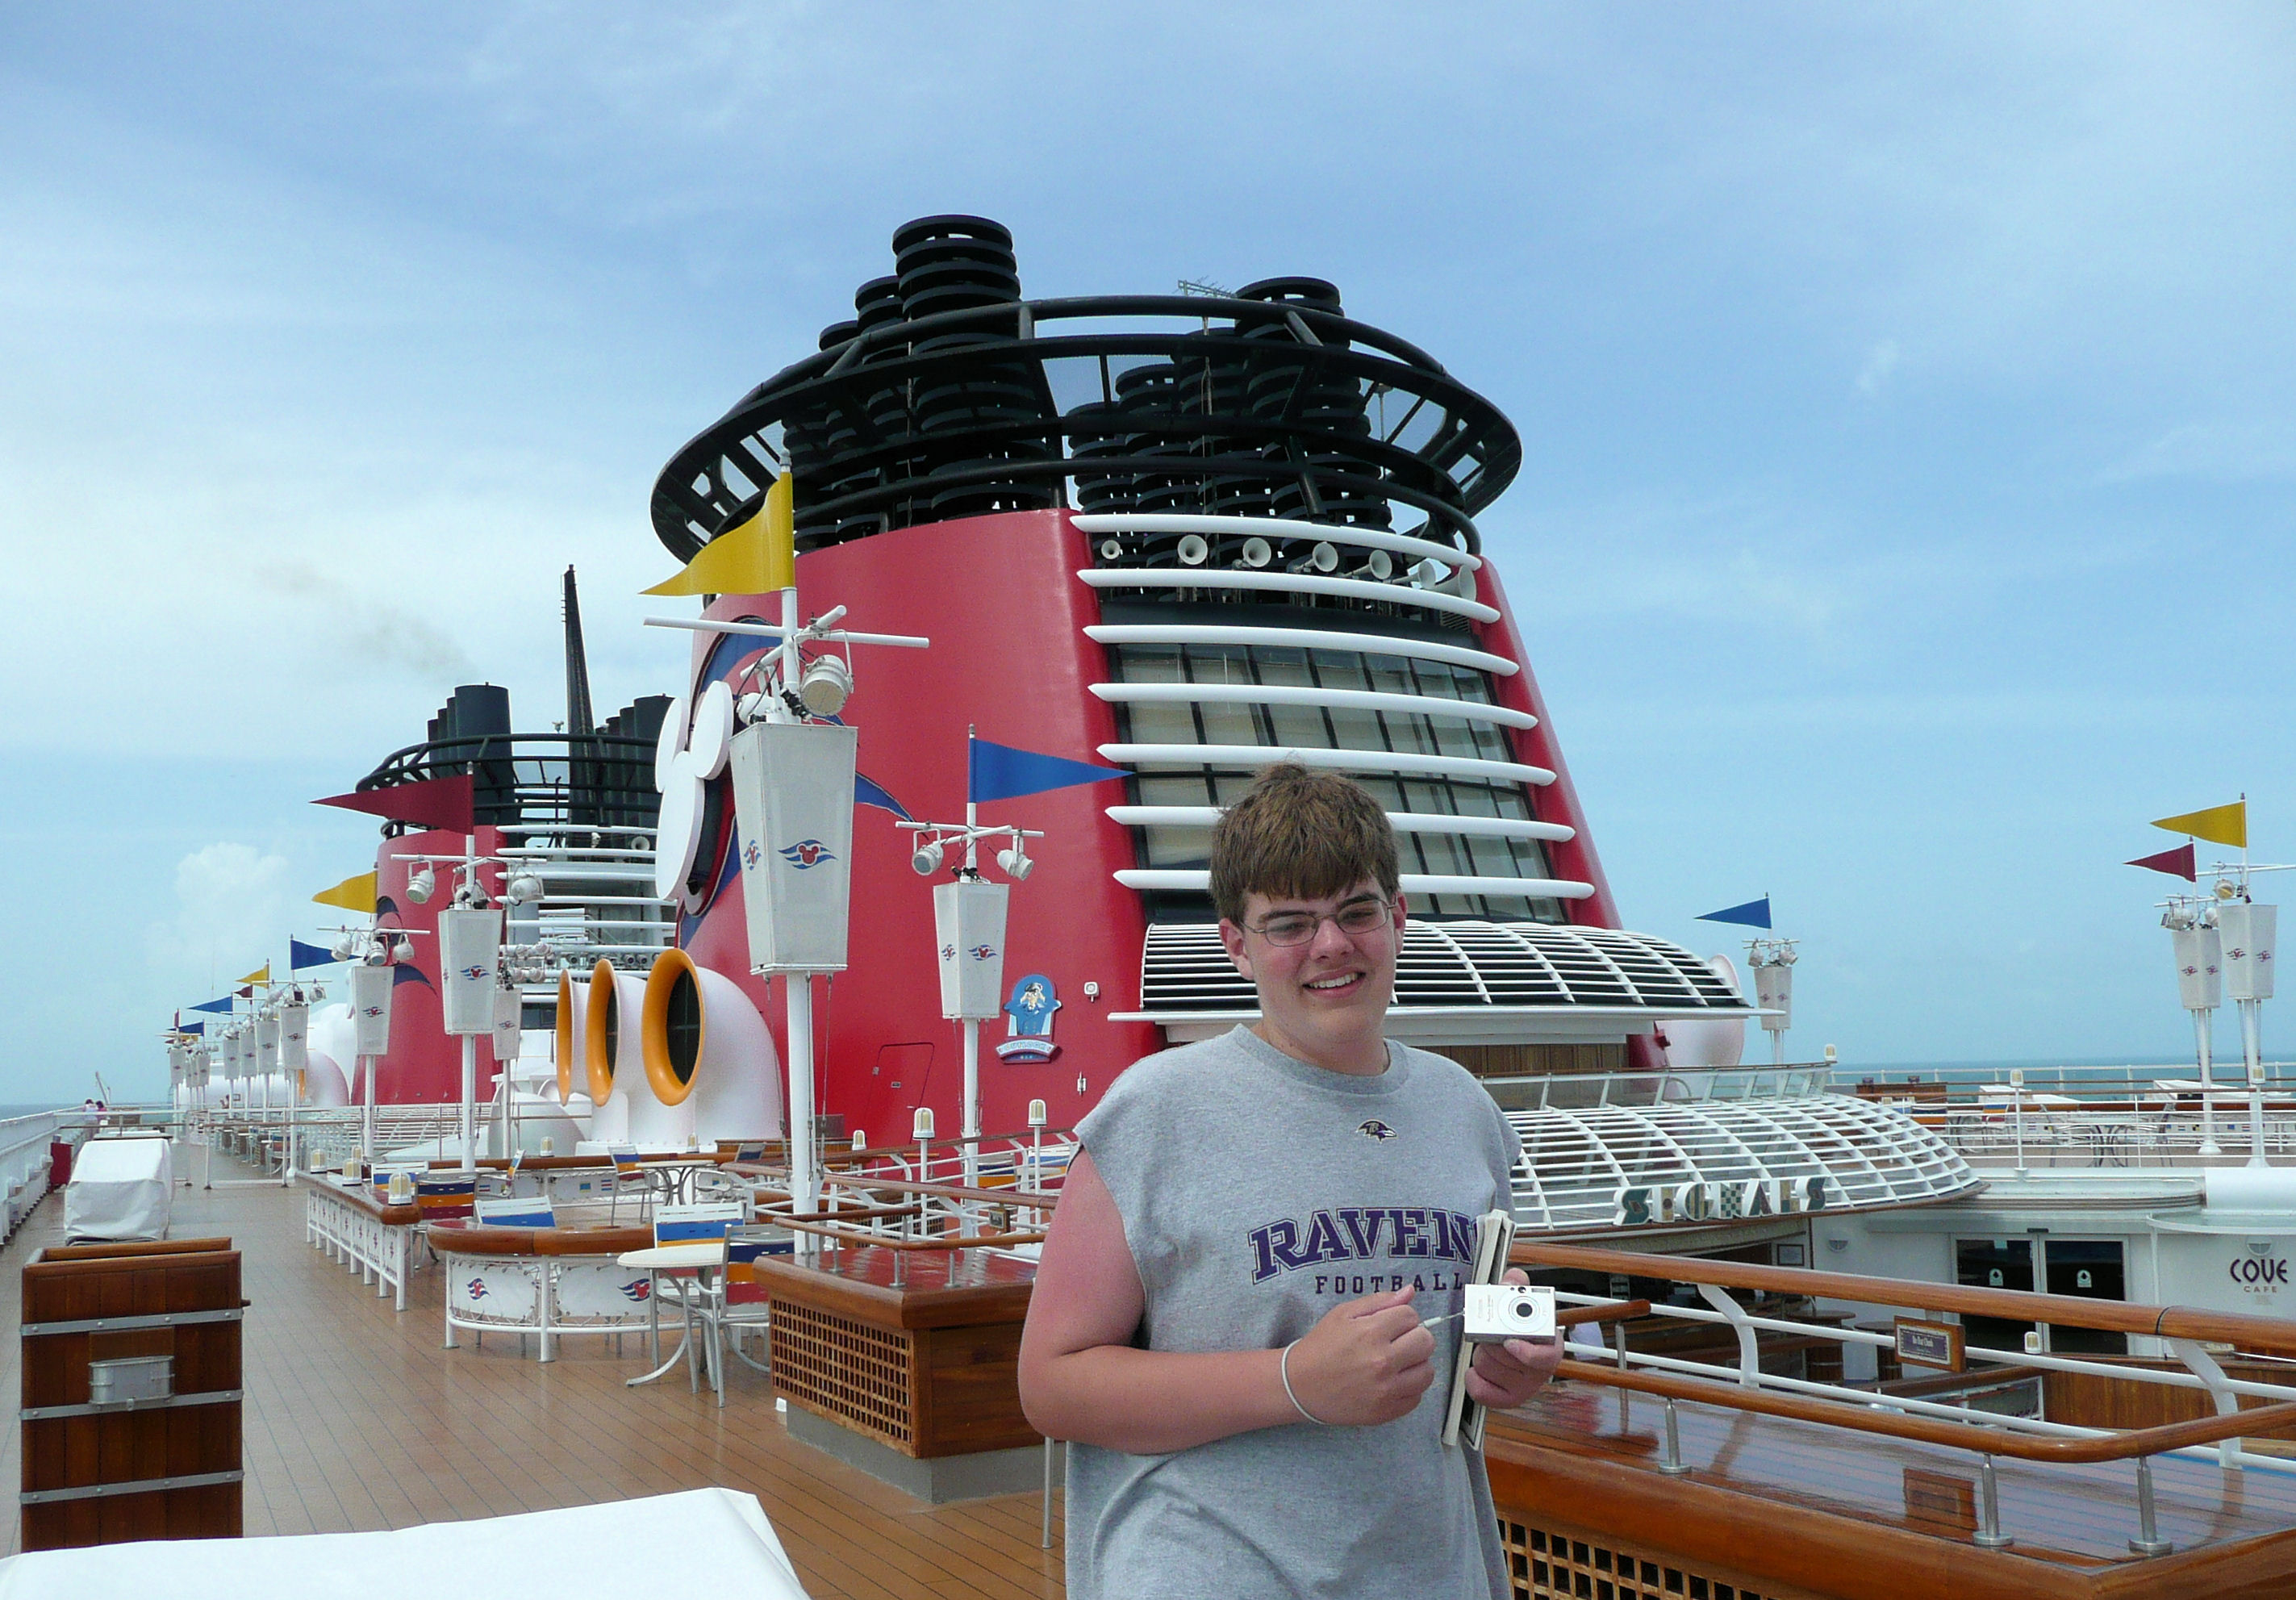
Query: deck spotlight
996 846 1034 882
1240 537 1273 569
1175 534 1210 566
799 654 854 718
405 864 435 904
332 934 357 962
507 873 543 904
390 934 415 963
911 838 945 876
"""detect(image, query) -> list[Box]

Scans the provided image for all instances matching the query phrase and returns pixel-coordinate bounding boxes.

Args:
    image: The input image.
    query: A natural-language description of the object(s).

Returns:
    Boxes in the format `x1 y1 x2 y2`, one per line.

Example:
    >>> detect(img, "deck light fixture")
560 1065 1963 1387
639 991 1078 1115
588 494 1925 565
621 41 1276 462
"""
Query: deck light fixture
799 654 854 718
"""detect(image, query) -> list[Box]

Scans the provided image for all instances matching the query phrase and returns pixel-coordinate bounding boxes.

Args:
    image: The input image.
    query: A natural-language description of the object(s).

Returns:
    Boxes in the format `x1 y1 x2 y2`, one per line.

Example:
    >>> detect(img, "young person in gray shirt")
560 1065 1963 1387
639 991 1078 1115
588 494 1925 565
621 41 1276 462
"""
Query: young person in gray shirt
1020 765 1561 1598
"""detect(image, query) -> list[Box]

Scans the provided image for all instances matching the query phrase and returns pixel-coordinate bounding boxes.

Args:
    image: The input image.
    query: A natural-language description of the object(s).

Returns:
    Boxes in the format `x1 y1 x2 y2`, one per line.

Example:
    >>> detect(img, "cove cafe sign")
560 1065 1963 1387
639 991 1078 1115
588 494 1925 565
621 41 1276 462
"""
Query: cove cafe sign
1615 1176 1831 1228
2229 1240 2293 1296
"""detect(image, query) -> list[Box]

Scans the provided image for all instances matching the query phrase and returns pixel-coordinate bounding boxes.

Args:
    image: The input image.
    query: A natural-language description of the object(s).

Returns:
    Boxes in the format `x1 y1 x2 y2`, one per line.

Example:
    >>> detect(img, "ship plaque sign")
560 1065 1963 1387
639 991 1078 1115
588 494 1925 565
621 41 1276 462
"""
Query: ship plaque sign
1894 1316 1965 1372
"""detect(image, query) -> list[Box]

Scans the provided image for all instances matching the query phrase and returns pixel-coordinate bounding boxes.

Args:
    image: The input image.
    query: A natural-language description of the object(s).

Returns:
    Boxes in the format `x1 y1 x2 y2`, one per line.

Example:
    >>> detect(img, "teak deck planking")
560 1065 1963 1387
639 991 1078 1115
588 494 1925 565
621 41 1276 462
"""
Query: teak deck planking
0 1155 1065 1599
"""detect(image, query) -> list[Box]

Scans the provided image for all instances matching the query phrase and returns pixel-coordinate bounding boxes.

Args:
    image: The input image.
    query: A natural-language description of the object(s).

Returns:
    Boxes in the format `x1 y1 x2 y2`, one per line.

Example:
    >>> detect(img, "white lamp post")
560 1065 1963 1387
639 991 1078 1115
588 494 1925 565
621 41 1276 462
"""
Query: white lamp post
651 583 929 1250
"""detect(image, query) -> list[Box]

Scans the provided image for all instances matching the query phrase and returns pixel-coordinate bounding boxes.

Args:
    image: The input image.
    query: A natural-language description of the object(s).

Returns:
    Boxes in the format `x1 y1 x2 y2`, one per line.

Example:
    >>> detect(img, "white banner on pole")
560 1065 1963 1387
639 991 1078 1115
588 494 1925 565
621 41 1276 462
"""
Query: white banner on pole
729 721 858 974
1753 961 1793 1034
933 879 1010 1020
351 964 395 1057
491 986 524 1061
2220 903 2278 1002
2173 924 2224 1012
256 1013 280 1073
439 907 505 1035
279 1002 310 1070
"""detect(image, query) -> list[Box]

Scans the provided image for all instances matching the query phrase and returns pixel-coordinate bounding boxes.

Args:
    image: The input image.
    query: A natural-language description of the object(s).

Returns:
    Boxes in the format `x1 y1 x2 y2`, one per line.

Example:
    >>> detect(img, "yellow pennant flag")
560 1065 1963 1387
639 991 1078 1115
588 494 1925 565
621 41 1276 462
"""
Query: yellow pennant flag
2152 800 2247 850
312 870 378 913
237 963 271 987
644 474 796 597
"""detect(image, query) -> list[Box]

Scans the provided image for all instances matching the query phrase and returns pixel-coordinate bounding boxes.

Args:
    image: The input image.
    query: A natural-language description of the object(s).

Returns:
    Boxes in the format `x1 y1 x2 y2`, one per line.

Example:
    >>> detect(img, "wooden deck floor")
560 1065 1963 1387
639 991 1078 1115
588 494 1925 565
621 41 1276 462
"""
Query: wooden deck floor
0 1153 1064 1598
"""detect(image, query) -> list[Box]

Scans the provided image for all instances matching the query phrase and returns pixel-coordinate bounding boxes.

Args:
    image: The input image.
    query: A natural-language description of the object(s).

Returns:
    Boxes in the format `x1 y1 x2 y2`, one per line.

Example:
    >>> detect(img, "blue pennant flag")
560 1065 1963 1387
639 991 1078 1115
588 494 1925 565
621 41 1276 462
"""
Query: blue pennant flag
968 737 1129 805
190 996 235 1014
179 1019 205 1036
290 937 337 971
855 771 912 821
1697 896 1772 930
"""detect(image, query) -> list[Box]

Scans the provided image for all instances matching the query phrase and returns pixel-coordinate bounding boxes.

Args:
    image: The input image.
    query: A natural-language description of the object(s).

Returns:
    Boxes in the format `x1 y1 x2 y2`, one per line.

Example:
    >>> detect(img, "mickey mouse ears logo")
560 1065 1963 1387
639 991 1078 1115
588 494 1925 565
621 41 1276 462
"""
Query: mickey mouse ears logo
779 839 836 869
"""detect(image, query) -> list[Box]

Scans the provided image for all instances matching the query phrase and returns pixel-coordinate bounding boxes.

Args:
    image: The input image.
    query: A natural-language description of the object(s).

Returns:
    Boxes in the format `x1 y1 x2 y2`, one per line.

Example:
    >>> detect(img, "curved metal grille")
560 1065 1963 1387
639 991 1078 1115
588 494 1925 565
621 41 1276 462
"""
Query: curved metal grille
357 733 661 842
1138 921 1747 1014
1505 1095 1979 1232
652 219 1520 560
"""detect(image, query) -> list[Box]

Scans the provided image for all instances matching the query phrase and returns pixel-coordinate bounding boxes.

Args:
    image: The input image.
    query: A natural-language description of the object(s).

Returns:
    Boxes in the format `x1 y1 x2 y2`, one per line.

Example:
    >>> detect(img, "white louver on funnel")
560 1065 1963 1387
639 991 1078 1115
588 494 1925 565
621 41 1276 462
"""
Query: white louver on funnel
1119 921 1754 1043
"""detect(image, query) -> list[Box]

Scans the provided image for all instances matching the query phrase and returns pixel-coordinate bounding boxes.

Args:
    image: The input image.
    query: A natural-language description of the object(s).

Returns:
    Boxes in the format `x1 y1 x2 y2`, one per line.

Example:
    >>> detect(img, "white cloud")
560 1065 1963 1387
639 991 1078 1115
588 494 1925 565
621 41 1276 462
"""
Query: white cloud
2102 420 2296 484
1855 339 1900 397
144 842 294 996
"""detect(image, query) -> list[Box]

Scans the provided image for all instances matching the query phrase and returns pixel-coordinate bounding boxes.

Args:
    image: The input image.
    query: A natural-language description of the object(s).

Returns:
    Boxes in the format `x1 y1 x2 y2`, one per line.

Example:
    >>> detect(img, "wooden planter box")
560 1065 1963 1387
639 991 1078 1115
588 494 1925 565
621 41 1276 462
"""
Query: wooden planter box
757 1246 1037 1460
20 1237 243 1550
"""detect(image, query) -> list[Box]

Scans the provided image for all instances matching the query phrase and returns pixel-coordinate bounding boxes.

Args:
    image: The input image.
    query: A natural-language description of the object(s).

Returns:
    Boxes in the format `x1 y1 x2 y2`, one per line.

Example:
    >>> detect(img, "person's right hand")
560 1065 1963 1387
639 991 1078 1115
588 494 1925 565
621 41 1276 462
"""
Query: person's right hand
1281 1287 1436 1427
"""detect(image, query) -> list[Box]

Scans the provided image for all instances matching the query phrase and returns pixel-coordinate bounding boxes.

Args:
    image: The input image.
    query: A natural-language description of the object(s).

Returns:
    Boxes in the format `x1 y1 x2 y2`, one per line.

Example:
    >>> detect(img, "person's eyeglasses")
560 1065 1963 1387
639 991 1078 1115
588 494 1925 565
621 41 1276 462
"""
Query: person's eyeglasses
1247 898 1393 947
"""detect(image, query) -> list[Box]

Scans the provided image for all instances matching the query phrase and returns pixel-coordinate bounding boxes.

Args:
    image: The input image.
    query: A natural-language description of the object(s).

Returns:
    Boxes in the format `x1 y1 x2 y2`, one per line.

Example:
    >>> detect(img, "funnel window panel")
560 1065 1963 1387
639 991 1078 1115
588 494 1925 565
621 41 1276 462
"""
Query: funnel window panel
665 968 703 1088
1108 641 1562 922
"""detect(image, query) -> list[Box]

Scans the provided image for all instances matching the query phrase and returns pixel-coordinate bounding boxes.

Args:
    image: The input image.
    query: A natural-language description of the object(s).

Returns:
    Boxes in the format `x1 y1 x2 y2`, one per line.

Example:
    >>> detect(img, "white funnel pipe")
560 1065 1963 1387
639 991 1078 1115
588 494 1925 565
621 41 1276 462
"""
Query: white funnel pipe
583 959 645 1145
641 949 783 1146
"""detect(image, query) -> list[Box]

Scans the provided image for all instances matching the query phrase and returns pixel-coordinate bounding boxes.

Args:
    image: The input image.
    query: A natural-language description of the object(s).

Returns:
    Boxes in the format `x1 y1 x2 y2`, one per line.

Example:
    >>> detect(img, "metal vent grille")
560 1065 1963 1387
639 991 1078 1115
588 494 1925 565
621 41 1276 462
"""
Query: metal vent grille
1505 1095 1978 1231
1139 921 1749 1015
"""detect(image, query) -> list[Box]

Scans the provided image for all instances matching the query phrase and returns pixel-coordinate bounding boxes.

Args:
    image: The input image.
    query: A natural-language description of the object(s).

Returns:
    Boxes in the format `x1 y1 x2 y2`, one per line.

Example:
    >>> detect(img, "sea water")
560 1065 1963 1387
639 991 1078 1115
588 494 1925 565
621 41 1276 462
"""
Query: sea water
1836 1056 2272 1094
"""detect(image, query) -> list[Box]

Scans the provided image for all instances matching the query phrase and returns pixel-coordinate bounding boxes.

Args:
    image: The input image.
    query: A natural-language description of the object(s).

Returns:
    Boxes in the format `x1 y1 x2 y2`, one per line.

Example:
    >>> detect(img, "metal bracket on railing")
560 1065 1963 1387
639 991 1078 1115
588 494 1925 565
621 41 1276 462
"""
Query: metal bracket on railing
1695 1281 1761 1389
1974 1455 2012 1548
2166 1336 2247 1470
2129 1455 2173 1556
1659 1397 1690 1476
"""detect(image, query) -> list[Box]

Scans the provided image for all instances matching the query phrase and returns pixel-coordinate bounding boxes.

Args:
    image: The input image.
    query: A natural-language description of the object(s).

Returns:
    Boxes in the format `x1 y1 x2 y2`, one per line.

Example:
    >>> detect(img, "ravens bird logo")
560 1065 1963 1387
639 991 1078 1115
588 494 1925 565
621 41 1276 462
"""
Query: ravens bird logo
1358 1119 1396 1142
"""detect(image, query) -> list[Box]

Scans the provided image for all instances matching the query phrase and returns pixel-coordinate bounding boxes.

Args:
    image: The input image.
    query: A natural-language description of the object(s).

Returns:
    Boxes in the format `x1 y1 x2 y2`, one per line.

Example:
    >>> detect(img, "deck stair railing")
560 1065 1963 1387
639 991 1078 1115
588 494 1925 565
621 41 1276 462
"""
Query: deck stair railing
745 1126 1075 1284
1859 1069 2296 1169
1514 1239 2296 1556
0 1111 63 1236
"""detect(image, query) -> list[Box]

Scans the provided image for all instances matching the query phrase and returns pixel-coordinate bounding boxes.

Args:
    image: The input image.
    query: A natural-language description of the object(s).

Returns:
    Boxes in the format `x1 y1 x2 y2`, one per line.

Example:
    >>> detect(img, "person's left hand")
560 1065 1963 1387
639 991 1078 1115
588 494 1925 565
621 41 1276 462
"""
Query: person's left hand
1463 1268 1564 1410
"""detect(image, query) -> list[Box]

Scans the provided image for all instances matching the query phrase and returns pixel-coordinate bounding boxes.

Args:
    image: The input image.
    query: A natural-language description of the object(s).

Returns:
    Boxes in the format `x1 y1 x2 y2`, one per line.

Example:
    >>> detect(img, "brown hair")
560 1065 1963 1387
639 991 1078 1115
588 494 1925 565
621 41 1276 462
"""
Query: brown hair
1208 763 1399 926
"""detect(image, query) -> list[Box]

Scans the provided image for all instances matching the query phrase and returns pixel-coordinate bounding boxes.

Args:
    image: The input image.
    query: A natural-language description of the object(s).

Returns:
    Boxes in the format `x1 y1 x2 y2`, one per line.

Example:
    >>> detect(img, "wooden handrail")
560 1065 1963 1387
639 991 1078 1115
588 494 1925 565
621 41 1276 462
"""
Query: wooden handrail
762 1212 1048 1251
817 1174 1061 1207
1514 1239 2296 1357
1559 1298 1652 1328
1551 1357 2296 1464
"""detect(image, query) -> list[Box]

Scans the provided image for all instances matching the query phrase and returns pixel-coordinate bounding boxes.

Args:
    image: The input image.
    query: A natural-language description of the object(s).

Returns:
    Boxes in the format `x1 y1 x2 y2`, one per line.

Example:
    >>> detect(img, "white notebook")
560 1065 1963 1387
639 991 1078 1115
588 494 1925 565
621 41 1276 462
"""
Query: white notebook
1441 1207 1517 1450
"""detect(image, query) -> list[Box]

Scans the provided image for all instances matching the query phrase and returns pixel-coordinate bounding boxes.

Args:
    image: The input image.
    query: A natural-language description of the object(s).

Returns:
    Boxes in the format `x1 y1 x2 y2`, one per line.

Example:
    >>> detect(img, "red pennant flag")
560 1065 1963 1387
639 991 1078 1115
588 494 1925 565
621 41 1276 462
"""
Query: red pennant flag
236 985 254 999
2126 842 2195 881
315 773 475 834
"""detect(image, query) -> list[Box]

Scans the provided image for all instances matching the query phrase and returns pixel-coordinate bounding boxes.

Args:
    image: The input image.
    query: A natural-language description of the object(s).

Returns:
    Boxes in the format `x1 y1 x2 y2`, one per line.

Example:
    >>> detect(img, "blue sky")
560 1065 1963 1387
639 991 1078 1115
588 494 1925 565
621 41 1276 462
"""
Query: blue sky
3 4 2292 1101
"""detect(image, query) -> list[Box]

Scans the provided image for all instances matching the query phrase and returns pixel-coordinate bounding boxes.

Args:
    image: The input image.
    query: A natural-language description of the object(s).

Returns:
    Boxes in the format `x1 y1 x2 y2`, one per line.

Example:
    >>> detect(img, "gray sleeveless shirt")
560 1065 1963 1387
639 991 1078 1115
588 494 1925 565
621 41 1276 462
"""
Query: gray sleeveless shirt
1065 1026 1521 1599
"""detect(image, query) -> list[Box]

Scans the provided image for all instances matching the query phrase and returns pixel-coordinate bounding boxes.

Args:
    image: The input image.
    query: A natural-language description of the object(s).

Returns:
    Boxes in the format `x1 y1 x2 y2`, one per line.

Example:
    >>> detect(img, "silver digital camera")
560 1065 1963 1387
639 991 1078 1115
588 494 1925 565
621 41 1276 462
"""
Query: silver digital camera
1462 1284 1556 1342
